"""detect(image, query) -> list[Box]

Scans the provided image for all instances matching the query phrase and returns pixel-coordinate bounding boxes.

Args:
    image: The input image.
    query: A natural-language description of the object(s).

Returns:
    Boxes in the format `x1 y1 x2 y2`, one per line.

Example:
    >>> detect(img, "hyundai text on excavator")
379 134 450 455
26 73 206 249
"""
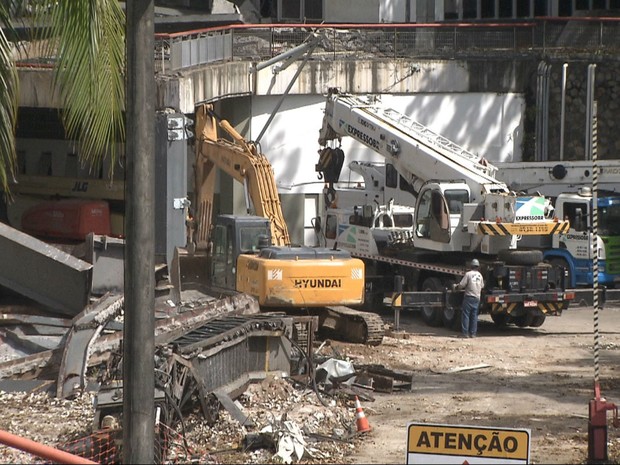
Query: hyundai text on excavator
173 103 384 345
314 88 575 330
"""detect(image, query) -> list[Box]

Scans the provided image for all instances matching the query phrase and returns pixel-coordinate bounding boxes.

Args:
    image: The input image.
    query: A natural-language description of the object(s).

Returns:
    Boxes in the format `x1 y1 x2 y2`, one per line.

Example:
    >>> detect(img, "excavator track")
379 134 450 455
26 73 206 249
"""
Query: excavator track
312 305 385 346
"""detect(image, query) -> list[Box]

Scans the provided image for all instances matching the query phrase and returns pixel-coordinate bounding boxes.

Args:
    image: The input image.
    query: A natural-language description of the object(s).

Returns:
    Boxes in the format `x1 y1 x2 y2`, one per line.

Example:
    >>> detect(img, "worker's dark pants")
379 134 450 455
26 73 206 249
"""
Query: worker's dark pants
461 295 481 337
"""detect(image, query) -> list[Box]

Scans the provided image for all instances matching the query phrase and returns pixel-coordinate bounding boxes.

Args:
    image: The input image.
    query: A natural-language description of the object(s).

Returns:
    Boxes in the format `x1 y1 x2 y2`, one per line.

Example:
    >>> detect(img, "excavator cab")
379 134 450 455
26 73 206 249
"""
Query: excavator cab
209 215 271 290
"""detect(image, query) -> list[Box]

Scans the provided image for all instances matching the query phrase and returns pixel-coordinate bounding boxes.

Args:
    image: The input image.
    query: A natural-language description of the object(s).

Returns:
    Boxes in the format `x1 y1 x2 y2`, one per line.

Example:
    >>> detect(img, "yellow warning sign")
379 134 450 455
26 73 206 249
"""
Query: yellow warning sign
407 423 530 464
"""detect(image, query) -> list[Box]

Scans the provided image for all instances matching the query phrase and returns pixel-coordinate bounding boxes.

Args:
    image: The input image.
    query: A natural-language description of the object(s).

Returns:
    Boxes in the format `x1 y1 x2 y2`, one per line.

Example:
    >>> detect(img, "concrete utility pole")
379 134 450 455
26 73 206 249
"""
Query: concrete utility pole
124 1 156 463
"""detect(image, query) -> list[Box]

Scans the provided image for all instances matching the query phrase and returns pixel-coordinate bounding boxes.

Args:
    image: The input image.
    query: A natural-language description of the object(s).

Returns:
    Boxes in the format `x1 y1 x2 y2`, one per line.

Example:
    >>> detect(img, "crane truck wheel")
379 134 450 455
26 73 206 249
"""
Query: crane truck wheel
529 314 546 327
441 305 461 330
491 313 509 327
513 312 534 328
497 249 543 266
441 279 461 330
420 277 444 327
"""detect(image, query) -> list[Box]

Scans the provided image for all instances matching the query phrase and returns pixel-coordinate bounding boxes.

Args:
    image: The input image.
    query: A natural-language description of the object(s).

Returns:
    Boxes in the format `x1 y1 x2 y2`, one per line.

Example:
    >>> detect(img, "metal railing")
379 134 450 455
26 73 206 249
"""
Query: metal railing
155 18 620 72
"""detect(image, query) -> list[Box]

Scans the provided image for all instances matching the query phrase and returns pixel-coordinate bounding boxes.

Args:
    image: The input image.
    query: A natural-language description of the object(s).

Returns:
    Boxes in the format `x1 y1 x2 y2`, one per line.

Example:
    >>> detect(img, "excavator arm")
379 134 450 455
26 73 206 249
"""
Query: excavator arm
193 104 291 248
180 104 383 347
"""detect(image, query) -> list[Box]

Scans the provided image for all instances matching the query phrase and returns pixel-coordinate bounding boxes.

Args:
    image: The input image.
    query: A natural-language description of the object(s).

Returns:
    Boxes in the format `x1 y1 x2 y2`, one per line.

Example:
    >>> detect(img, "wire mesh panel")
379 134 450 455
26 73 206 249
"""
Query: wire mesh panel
233 28 274 60
394 29 440 58
455 27 518 56
601 21 620 48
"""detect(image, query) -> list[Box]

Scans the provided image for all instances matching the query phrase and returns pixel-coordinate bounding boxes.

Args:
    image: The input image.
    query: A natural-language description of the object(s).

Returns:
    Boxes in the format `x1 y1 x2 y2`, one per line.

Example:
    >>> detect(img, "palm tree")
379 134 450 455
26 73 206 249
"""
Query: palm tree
0 0 125 195
0 2 19 195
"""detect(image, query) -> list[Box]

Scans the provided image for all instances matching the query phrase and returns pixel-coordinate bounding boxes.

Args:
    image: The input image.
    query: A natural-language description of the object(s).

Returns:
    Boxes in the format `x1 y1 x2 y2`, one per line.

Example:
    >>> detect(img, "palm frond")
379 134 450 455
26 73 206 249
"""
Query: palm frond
0 2 20 195
37 0 126 178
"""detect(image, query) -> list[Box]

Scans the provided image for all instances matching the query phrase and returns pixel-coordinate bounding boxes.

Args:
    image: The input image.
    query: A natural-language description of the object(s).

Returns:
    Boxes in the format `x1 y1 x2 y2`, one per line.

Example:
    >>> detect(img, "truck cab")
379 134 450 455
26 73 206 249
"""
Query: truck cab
547 189 620 288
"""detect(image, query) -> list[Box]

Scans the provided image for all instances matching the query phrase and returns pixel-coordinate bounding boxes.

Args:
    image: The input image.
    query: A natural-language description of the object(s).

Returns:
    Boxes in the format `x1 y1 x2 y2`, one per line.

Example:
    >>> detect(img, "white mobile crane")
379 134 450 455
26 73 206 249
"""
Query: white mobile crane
314 88 575 330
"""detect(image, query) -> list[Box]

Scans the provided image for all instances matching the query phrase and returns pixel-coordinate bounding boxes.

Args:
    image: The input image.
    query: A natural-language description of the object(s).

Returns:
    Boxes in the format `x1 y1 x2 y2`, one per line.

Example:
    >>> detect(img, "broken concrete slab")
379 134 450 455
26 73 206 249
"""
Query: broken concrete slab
2 327 63 353
0 222 92 316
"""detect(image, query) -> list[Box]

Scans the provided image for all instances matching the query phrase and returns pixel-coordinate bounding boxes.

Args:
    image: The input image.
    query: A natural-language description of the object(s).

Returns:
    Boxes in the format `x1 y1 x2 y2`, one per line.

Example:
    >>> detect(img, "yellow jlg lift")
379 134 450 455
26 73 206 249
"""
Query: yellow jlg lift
177 104 384 345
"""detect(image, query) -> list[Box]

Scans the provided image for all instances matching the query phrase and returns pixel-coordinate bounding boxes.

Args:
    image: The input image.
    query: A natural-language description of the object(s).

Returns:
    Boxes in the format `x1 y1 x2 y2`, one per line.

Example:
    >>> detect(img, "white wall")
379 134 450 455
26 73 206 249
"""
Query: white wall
251 92 524 195
379 0 407 22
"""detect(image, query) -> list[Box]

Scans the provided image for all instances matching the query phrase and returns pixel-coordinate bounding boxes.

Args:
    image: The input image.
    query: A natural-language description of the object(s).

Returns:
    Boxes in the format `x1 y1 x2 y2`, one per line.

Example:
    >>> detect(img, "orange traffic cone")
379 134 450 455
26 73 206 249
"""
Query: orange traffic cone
354 396 371 433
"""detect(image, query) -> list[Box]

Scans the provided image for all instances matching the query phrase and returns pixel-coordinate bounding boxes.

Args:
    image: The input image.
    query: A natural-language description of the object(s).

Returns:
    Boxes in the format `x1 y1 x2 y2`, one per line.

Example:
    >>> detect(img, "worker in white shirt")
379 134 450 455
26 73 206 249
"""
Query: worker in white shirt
453 258 484 338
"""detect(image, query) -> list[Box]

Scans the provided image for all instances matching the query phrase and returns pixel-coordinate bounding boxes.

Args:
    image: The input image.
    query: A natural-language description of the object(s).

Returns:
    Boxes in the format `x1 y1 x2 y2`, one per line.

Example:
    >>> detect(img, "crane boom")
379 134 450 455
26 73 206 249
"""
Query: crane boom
318 89 507 202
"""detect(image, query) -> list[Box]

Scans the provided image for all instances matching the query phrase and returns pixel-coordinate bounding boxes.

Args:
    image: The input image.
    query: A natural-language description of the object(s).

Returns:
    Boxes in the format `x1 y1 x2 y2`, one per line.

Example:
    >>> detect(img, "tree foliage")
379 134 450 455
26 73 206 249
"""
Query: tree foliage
0 0 126 194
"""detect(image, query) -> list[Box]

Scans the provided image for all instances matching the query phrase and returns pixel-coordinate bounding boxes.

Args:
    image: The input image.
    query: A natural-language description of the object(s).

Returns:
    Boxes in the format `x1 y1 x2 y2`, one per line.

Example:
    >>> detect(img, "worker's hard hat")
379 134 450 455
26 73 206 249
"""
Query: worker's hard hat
471 258 480 267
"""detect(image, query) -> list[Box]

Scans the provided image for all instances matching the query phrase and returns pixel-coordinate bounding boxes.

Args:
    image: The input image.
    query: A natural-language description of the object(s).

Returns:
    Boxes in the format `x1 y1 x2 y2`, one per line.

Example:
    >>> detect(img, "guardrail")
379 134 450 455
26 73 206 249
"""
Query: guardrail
154 17 620 72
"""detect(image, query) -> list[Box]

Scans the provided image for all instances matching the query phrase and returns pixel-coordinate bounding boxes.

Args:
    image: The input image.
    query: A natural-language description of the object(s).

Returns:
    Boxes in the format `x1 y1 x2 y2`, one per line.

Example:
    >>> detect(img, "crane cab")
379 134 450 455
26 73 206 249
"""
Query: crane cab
413 181 471 252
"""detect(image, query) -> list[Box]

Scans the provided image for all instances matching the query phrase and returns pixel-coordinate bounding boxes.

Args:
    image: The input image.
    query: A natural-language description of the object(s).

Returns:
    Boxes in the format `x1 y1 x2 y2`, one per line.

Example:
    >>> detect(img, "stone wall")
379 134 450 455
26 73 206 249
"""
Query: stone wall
525 61 620 162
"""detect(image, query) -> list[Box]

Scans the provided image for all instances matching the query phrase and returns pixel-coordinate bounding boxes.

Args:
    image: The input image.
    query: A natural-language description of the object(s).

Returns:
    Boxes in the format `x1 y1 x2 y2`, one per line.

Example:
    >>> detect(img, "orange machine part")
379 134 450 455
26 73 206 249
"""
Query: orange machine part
21 199 111 241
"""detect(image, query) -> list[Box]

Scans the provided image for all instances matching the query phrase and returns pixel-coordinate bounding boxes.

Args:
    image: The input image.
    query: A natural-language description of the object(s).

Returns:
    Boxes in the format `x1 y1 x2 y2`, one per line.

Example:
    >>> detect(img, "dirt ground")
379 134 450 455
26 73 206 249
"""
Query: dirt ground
2 301 620 464
332 303 620 465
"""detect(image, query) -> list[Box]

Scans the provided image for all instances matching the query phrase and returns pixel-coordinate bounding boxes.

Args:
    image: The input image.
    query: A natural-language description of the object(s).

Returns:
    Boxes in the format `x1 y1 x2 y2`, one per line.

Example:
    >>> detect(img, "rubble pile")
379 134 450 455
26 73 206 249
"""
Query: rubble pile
0 365 374 464
0 289 391 464
174 376 359 464
0 390 95 463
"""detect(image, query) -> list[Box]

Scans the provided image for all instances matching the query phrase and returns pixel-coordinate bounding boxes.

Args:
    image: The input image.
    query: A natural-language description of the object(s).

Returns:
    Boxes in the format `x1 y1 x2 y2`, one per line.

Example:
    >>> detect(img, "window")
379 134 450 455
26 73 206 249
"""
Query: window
239 226 270 253
415 189 432 238
280 0 302 19
38 151 52 176
444 0 459 20
598 203 620 236
278 0 322 21
558 1 572 16
576 0 590 10
563 202 589 232
393 213 414 228
325 214 338 240
481 0 495 18
517 1 531 17
499 0 513 18
350 207 373 227
386 164 398 189
463 0 477 18
445 189 470 214
212 225 228 257
304 0 322 21
534 0 548 16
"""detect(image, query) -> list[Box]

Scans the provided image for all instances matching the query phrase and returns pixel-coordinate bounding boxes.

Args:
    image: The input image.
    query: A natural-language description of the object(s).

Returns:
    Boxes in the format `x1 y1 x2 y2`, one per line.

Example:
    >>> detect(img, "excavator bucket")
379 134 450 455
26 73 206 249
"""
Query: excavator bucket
170 246 211 299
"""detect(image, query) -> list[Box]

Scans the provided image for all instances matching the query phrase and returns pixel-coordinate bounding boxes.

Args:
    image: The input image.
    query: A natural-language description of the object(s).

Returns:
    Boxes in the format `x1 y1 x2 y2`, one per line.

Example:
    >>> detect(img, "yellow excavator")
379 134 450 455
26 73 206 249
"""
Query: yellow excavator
174 104 384 345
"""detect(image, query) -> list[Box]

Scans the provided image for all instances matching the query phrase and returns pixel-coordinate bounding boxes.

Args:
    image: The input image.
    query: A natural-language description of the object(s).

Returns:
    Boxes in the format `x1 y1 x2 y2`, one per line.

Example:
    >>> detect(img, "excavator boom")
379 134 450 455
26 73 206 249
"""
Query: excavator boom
181 103 384 346
193 104 290 248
